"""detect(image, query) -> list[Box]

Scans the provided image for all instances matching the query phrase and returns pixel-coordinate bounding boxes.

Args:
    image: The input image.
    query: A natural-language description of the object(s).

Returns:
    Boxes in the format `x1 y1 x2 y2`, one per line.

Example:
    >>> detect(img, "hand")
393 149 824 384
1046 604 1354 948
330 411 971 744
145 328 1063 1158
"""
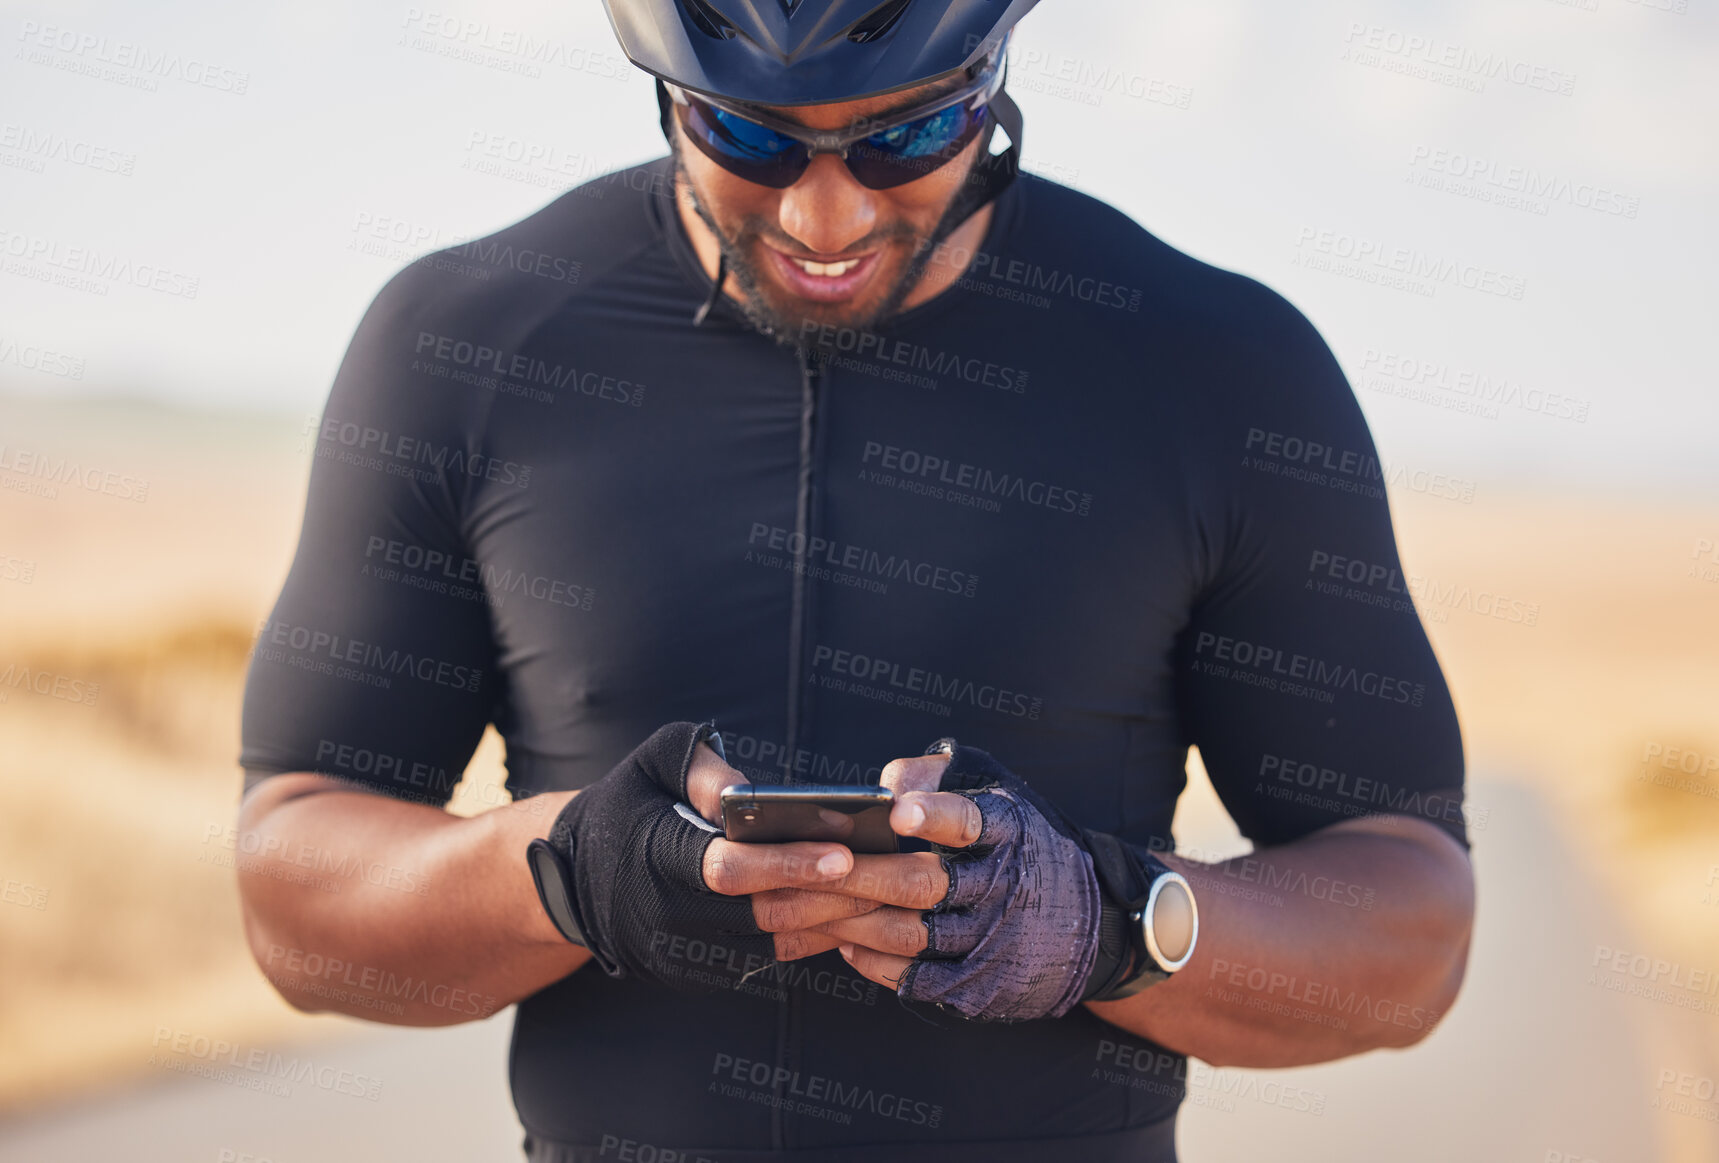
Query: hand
535 722 858 991
797 742 1105 1022
682 737 889 961
747 752 976 967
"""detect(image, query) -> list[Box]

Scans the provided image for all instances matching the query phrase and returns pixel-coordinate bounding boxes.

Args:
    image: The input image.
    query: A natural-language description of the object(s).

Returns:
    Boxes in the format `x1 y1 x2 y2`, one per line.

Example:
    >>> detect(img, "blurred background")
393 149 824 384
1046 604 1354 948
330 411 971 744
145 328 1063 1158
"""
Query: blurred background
2 0 1715 1159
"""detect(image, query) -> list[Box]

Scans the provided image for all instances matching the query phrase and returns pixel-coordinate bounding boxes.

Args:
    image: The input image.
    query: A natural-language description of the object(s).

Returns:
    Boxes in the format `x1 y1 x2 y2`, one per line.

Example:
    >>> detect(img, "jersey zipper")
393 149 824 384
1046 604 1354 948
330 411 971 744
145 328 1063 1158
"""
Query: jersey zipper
772 345 823 1149
782 346 821 775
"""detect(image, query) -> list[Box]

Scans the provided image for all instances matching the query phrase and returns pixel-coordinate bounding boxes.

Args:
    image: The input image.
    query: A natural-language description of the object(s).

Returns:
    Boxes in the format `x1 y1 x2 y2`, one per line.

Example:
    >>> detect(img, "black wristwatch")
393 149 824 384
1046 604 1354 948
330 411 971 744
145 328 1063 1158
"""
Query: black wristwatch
1081 834 1199 1001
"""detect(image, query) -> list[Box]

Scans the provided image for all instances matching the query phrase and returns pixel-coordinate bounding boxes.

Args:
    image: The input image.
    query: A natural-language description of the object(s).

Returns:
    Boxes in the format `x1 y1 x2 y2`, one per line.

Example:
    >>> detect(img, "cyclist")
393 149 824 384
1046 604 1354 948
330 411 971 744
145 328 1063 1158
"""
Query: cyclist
237 2 1475 1159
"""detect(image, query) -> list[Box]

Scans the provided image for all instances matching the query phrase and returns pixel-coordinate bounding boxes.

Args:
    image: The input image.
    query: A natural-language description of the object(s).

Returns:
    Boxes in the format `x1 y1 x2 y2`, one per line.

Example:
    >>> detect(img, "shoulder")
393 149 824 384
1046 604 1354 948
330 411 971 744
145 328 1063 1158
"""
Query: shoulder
1013 174 1329 365
1010 175 1356 452
325 158 676 423
359 157 676 345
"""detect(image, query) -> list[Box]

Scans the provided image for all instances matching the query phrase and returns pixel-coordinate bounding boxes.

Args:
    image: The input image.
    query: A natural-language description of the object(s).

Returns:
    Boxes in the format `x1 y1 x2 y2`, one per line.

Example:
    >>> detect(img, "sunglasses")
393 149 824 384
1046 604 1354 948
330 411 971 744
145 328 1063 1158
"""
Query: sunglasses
663 61 1005 190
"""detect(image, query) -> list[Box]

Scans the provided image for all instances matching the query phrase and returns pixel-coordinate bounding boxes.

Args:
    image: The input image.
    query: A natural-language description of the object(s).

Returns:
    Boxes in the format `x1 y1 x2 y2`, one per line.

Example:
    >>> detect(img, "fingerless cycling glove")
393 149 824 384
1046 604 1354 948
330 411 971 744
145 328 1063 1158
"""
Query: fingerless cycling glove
526 721 775 991
895 739 1103 1023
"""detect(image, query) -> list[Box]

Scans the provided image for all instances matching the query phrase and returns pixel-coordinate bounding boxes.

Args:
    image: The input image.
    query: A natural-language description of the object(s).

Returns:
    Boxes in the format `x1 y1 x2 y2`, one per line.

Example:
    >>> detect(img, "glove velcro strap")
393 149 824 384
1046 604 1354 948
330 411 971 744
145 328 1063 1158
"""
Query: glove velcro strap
1078 831 1174 1002
531 720 738 983
1082 829 1158 912
1081 895 1136 1002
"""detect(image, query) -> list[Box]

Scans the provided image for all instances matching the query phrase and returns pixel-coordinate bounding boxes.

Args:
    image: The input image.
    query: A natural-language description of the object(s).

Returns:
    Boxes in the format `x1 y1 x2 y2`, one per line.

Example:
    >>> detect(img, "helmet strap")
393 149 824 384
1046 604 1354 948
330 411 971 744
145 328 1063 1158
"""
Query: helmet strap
925 86 1023 254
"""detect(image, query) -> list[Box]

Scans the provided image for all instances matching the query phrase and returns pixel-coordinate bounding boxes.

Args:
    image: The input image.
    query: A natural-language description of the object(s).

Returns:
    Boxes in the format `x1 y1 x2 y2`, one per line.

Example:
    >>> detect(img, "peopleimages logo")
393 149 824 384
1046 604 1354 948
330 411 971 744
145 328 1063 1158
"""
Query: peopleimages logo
860 441 1092 516
0 123 136 174
1407 146 1639 219
318 419 532 488
0 335 86 380
1192 632 1426 708
0 229 200 299
1293 226 1526 301
0 662 100 707
1256 754 1483 831
414 331 644 406
1356 348 1590 423
747 523 978 598
1340 23 1576 96
812 644 1044 719
255 619 483 693
0 444 149 502
148 1027 381 1100
928 239 1144 312
962 34 1193 110
800 321 1029 394
363 534 595 610
710 1053 942 1128
16 21 252 94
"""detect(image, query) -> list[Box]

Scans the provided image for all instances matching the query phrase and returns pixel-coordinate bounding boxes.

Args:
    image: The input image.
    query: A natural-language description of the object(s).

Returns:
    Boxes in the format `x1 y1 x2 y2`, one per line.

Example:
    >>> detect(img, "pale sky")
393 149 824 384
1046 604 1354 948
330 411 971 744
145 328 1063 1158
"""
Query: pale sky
1 0 1714 493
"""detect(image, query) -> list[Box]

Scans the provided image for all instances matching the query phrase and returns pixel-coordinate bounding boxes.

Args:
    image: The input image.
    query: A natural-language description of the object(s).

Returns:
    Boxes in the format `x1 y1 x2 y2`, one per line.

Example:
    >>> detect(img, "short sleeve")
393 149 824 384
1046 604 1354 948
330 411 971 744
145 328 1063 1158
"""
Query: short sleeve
240 268 500 806
1175 285 1469 851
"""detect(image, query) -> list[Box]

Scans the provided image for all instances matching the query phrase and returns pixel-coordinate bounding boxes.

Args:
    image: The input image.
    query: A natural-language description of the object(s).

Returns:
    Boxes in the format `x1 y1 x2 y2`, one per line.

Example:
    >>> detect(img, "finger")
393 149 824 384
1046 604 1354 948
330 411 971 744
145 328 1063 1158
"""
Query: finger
815 851 949 910
838 943 914 991
751 888 882 934
878 753 952 797
772 929 846 961
815 906 929 957
685 743 744 826
892 790 983 848
702 838 852 896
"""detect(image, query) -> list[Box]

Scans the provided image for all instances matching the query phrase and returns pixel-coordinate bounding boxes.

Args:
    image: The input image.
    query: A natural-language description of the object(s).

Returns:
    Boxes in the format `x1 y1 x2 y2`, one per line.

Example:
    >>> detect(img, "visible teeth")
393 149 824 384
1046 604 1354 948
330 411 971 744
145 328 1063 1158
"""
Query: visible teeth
793 257 861 277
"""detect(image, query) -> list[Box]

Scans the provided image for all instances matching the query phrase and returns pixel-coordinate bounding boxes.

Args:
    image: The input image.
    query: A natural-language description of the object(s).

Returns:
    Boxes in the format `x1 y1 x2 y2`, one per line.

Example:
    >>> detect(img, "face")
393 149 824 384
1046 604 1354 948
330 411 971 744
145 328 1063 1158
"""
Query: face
673 76 988 343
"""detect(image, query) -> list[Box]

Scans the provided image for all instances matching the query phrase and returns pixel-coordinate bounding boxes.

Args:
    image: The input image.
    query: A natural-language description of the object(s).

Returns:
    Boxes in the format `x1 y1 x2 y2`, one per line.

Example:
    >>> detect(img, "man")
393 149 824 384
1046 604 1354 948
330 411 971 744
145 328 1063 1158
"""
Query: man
236 1 1475 1159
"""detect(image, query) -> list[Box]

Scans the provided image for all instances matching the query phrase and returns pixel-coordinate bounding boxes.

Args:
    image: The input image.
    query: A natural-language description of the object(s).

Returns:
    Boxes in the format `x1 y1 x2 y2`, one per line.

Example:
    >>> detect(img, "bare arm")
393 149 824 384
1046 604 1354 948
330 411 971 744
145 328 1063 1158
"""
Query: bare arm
235 744 863 1025
235 774 588 1026
1087 815 1475 1066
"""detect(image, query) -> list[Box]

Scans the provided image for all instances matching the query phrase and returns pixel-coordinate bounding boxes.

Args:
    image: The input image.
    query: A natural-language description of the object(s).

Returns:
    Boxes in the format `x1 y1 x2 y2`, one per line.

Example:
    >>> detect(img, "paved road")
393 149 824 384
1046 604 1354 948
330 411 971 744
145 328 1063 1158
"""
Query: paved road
2 777 1711 1161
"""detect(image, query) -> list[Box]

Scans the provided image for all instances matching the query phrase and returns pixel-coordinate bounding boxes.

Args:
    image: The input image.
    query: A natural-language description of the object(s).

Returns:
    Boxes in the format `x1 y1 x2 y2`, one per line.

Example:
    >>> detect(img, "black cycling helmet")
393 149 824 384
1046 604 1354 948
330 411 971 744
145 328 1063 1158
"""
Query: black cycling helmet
599 0 1041 106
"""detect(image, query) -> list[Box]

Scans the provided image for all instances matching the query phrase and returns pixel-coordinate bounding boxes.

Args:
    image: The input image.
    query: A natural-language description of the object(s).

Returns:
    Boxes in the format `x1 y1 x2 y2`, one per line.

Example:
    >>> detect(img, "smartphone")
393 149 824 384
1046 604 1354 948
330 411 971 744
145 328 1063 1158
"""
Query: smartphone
720 784 898 854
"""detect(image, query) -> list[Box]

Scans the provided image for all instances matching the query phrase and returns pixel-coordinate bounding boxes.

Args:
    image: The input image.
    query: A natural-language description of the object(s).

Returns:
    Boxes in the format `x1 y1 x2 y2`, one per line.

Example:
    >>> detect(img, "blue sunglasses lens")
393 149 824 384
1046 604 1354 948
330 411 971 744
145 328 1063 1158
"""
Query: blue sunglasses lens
848 102 984 187
706 105 801 161
679 93 988 190
867 105 972 159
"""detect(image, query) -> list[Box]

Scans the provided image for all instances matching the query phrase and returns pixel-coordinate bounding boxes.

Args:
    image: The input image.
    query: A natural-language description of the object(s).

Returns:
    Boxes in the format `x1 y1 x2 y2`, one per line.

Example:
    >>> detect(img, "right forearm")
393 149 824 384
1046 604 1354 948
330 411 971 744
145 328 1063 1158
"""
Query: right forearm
236 776 590 1026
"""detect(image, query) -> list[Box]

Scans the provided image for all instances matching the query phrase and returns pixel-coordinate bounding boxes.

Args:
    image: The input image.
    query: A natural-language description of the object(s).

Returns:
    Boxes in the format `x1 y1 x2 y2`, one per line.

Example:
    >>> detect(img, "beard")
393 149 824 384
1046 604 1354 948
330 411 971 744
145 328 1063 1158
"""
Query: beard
672 152 974 350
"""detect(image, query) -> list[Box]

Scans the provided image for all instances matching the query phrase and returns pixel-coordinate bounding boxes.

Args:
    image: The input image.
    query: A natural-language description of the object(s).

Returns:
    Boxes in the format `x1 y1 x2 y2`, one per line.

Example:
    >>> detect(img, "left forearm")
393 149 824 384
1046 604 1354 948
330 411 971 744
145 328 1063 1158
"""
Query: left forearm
1086 816 1474 1067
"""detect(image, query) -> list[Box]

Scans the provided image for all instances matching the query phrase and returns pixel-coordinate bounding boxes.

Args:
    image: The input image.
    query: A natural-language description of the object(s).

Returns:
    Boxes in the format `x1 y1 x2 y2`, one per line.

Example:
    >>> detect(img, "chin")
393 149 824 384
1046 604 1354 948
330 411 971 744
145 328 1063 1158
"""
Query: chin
731 240 910 340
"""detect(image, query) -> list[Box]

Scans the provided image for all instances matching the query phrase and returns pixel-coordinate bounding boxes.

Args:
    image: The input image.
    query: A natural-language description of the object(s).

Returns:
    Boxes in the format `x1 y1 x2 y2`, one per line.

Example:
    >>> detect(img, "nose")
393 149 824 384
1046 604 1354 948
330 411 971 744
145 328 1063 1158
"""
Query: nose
776 153 878 256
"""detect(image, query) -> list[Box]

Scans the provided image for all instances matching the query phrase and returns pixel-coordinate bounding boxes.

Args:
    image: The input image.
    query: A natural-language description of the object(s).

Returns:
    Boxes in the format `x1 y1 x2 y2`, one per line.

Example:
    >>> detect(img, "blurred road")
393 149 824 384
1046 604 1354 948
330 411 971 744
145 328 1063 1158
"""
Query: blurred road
1 776 1712 1162
0 1016 523 1163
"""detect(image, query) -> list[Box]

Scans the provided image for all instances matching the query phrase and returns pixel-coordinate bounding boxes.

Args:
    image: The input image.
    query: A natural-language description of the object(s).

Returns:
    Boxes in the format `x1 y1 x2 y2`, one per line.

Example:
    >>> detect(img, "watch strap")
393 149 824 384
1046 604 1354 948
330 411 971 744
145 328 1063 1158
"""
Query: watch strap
526 837 594 952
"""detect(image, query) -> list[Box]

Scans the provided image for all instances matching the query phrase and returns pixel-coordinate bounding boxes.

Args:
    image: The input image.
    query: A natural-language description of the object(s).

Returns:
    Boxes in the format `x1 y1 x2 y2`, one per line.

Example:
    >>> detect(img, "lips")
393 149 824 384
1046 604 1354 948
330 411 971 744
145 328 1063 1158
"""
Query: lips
764 247 881 303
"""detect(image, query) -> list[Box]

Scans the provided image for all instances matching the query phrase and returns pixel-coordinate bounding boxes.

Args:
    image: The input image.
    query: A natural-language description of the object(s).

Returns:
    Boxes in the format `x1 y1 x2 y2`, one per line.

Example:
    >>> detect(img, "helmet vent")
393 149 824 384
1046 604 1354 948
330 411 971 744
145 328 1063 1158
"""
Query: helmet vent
846 0 911 43
682 0 738 39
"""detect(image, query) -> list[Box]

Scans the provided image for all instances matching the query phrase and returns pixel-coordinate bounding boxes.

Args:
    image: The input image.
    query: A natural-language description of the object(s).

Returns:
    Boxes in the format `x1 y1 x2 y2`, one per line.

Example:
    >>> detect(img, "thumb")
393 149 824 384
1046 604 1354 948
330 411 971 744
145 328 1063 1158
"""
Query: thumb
879 753 952 797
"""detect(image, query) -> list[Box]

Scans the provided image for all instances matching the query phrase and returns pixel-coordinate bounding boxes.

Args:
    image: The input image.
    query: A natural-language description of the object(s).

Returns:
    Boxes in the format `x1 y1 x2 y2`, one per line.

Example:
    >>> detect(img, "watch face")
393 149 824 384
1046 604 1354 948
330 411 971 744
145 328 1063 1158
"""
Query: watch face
1143 872 1197 973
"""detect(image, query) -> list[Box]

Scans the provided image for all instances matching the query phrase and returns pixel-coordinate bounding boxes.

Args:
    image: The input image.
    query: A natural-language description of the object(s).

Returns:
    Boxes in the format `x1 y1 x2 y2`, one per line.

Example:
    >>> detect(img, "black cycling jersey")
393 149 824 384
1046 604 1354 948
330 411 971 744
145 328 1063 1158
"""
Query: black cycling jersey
241 155 1466 1162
